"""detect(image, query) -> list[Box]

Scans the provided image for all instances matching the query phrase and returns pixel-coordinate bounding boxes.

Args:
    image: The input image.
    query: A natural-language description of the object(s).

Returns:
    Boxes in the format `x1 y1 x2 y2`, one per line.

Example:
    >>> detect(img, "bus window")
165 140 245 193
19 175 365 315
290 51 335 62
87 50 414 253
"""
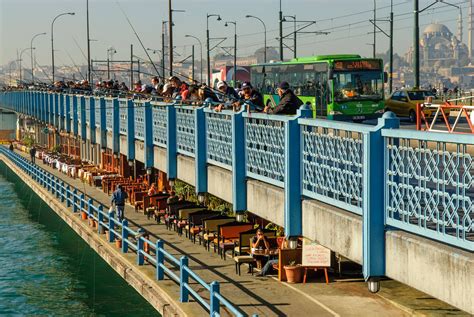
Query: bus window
333 71 383 101
315 71 330 116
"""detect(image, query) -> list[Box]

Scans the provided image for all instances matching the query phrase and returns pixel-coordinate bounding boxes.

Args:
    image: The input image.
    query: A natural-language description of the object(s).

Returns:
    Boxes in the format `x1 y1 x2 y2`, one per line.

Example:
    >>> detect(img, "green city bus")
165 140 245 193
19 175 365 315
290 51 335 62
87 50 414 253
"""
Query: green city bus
250 54 387 121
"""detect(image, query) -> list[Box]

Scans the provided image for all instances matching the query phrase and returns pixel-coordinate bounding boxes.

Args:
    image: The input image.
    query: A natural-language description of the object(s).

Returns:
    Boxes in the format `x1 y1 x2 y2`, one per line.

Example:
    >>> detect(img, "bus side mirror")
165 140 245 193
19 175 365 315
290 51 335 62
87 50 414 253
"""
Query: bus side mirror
328 69 334 80
384 72 388 83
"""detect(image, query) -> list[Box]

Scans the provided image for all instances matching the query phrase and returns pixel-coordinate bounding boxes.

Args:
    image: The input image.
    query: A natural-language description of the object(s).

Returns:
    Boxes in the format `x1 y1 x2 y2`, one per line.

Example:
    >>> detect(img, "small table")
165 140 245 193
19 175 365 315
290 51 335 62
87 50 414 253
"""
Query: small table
252 249 278 269
302 266 329 284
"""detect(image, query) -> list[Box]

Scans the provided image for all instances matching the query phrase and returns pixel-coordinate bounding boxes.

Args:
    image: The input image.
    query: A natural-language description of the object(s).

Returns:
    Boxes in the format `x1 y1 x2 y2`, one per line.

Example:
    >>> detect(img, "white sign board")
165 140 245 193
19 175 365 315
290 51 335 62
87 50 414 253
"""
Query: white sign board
302 239 331 267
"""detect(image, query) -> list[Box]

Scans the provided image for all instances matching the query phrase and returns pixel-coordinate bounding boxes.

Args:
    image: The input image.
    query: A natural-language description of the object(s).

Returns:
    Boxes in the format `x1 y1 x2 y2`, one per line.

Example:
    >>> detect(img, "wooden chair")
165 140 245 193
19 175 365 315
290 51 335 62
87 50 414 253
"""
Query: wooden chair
186 210 220 243
214 222 254 260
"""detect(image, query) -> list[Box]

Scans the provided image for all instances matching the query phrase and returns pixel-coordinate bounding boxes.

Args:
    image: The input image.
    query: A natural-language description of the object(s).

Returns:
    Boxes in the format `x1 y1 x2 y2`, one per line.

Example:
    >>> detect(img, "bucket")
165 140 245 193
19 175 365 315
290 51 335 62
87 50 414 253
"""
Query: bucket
81 211 88 220
115 239 122 248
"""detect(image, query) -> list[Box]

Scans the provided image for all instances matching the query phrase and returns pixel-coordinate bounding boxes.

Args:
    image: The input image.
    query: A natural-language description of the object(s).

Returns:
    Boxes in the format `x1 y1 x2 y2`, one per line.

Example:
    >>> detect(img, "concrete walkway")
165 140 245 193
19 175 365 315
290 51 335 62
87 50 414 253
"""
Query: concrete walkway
14 149 469 317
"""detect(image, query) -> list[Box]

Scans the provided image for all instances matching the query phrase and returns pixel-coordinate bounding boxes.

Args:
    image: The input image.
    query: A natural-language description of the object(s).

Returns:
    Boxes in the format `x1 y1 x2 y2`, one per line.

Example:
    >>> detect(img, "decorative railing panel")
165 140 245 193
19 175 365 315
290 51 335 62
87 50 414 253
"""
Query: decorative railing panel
205 110 232 169
176 107 195 156
94 97 101 128
105 98 113 131
301 122 364 214
245 116 285 187
134 101 145 140
152 104 168 147
383 130 474 251
119 99 128 135
84 97 91 125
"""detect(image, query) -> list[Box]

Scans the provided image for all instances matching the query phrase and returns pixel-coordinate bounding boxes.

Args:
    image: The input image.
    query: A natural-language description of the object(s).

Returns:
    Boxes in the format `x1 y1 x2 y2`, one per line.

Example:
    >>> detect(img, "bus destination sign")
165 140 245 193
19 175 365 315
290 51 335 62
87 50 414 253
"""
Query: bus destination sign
334 60 381 71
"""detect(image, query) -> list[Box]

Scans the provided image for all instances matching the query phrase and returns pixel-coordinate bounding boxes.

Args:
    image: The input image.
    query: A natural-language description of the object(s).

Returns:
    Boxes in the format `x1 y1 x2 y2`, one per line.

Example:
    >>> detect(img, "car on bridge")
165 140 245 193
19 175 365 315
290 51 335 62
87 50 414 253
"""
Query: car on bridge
384 89 450 122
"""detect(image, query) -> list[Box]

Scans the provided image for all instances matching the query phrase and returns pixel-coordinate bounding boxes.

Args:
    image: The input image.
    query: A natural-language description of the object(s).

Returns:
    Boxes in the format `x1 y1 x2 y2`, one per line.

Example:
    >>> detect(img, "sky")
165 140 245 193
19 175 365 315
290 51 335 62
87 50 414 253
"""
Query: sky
0 0 471 68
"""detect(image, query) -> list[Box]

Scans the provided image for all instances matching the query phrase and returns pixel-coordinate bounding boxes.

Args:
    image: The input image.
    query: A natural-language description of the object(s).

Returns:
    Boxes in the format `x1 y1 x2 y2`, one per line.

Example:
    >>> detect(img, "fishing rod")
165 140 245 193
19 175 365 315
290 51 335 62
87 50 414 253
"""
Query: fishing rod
64 51 86 81
115 1 161 78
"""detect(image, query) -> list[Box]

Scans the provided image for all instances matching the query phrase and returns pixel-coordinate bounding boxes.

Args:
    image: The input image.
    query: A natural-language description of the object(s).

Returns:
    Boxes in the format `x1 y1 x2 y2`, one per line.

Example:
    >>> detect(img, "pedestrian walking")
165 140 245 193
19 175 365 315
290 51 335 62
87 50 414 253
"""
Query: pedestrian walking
111 184 128 223
29 145 36 164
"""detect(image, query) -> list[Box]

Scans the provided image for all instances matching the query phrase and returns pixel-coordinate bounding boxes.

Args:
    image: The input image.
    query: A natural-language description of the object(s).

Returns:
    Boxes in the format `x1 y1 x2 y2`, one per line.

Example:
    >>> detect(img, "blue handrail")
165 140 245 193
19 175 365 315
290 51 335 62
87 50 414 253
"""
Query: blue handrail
0 146 246 317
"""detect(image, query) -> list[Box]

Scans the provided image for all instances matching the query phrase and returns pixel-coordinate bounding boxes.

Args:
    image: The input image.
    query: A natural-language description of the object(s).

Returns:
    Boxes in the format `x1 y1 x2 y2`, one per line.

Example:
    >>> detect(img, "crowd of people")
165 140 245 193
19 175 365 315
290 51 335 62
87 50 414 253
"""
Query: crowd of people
2 74 306 115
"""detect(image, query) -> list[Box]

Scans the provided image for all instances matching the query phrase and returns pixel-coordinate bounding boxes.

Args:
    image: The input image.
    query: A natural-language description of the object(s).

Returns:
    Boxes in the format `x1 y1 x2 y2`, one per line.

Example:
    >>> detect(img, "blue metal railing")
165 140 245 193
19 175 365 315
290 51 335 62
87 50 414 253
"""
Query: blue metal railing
1 91 472 275
0 146 244 317
119 99 128 135
383 129 474 251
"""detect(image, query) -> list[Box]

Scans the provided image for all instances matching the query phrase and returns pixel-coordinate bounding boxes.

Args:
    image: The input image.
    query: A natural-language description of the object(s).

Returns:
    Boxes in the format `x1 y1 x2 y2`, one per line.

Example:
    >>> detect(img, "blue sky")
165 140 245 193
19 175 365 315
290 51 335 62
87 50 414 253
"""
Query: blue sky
0 0 470 67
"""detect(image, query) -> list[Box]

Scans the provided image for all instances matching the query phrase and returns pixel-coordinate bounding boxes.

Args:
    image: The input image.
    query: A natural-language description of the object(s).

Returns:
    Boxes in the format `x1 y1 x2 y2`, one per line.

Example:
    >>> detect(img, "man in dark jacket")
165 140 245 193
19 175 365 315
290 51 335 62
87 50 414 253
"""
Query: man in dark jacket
238 81 264 112
111 184 128 222
264 81 303 115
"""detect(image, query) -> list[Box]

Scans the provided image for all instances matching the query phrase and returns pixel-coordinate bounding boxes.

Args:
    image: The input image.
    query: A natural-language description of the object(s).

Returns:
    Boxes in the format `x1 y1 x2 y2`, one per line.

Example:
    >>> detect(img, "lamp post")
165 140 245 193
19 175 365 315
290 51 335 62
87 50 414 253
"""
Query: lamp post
51 12 75 83
86 0 92 83
107 47 117 79
224 21 237 84
19 47 31 83
30 32 46 84
245 15 267 63
185 35 203 83
206 13 222 86
413 0 461 89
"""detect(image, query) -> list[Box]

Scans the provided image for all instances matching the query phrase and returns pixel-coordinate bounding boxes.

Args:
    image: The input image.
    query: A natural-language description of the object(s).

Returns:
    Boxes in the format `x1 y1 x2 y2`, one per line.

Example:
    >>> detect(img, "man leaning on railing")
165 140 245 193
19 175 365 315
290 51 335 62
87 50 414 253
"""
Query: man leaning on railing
264 81 303 115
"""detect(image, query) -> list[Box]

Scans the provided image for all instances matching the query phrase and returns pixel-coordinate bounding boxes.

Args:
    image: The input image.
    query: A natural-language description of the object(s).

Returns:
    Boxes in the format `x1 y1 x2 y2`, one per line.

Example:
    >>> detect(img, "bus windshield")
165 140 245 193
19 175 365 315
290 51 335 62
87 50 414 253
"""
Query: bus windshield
333 71 383 101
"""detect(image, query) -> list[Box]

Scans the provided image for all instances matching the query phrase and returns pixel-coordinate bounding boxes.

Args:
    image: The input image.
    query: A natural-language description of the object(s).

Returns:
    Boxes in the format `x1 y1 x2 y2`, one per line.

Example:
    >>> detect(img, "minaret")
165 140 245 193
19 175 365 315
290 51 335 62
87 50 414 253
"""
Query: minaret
457 9 463 43
469 0 473 60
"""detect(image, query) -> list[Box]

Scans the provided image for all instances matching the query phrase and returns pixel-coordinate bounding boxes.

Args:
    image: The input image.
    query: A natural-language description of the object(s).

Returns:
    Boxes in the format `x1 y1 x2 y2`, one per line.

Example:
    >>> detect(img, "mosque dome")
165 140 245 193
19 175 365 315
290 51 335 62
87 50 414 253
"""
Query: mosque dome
423 23 452 36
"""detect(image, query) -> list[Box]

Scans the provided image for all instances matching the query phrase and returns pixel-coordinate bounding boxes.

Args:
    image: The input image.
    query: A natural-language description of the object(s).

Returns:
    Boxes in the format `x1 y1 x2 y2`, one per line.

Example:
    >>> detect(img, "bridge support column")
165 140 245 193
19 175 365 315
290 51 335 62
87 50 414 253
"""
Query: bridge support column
232 110 246 213
112 99 121 159
362 112 399 288
144 101 154 174
126 99 135 161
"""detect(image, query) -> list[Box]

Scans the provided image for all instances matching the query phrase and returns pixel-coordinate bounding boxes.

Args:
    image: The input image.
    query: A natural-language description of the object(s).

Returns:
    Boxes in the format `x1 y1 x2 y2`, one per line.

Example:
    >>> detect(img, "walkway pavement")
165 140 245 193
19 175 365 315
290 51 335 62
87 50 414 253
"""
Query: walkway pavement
14 149 469 317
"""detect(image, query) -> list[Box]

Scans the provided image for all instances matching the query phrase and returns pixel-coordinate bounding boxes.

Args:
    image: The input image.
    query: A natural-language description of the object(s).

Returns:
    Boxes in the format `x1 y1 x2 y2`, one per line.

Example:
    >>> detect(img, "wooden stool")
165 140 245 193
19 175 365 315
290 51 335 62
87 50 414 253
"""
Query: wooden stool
234 256 255 276
303 266 329 284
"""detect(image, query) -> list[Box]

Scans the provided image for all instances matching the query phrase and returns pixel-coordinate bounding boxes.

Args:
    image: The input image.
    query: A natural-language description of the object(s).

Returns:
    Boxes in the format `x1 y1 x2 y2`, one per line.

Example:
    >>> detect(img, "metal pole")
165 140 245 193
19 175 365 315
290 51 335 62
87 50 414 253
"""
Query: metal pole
207 21 211 86
414 0 420 88
138 60 141 81
51 12 75 83
279 0 283 60
107 57 110 79
86 0 91 83
162 22 166 81
192 45 195 82
168 0 173 76
130 44 133 88
294 17 297 59
234 26 237 83
389 1 394 93
246 16 266 63
373 0 376 58
30 33 46 84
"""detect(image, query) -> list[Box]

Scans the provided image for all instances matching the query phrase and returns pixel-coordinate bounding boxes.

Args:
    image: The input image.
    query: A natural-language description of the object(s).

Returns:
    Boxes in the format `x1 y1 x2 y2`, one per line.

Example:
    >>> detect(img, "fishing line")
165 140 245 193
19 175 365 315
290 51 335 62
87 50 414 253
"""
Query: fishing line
115 0 161 78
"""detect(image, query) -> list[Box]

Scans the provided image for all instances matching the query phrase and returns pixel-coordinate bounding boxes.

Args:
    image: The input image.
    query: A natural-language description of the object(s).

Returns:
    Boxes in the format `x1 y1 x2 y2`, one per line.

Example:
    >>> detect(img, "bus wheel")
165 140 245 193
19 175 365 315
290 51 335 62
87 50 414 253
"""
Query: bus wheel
409 110 416 123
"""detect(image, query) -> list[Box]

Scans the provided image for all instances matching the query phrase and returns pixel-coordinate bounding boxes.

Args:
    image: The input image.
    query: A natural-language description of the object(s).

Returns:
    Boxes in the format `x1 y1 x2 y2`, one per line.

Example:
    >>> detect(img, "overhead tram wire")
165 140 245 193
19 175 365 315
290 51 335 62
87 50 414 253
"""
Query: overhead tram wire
115 0 161 79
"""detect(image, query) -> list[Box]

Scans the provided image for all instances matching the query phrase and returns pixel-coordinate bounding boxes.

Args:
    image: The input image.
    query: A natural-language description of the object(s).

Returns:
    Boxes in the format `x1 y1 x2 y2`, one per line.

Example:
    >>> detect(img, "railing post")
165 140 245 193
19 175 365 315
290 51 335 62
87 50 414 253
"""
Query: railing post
166 106 177 180
137 228 145 265
112 98 121 158
60 181 65 202
284 105 312 237
232 110 246 212
55 178 60 198
122 219 129 253
144 101 154 171
79 193 85 215
126 99 135 160
156 240 164 280
194 107 207 196
362 112 399 285
210 281 220 316
73 189 78 212
66 185 71 207
179 256 189 303
108 210 115 242
97 205 103 234
86 198 92 219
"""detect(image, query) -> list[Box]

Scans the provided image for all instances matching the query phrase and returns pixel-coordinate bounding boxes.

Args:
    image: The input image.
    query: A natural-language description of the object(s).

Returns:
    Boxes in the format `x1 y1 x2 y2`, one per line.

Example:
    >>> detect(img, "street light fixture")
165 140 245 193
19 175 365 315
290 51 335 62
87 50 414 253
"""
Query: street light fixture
30 32 46 84
185 35 203 83
51 12 75 83
19 47 31 83
206 13 222 86
224 21 237 84
245 15 267 63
